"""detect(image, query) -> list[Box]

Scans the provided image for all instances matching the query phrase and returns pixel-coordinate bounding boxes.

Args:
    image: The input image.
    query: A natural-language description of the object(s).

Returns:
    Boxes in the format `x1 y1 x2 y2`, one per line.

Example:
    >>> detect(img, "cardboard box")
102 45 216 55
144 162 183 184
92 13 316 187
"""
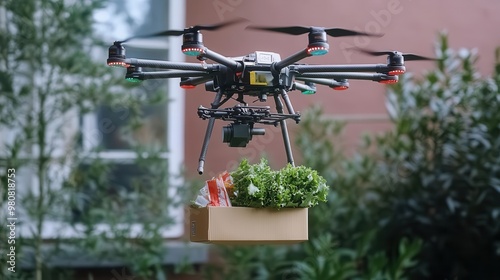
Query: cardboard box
189 206 308 244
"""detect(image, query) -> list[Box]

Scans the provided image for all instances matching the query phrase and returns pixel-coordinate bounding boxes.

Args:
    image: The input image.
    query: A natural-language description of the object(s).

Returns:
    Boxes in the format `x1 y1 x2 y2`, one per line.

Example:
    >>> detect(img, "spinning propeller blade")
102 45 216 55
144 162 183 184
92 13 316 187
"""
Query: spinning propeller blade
402 54 438 61
246 26 311 35
191 17 248 31
324 28 383 37
119 18 247 43
247 25 383 37
353 48 437 61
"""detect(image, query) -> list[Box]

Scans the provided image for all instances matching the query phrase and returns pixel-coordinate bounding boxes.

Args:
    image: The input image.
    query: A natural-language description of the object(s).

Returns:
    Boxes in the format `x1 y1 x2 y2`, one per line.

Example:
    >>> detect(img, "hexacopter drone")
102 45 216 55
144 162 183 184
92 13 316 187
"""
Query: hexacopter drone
107 19 435 174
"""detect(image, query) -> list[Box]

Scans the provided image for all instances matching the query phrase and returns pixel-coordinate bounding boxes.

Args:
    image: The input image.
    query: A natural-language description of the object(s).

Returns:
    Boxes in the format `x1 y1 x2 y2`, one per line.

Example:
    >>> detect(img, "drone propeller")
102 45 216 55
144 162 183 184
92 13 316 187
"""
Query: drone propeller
353 48 437 61
118 18 247 43
247 25 383 37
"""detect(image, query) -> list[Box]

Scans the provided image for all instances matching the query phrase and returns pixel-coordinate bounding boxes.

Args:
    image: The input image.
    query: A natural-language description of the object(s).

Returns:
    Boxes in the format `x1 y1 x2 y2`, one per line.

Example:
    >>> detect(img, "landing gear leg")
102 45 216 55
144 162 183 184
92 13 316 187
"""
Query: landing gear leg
197 90 223 174
274 89 295 166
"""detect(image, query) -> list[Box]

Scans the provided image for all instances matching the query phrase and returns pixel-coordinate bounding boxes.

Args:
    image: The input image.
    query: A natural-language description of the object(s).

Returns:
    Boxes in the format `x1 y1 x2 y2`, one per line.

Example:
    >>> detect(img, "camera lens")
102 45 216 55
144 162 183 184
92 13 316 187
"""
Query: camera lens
222 125 233 143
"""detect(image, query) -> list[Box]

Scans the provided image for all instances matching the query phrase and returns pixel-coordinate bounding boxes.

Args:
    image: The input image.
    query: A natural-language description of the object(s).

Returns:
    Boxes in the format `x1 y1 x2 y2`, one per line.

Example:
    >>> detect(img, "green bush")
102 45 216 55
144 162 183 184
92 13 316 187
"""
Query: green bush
367 35 500 279
302 34 500 279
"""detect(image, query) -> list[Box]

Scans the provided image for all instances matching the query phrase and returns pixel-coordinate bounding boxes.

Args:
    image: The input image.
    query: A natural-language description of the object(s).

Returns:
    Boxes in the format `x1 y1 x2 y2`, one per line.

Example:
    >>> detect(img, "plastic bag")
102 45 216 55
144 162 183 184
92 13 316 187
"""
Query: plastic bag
194 171 233 207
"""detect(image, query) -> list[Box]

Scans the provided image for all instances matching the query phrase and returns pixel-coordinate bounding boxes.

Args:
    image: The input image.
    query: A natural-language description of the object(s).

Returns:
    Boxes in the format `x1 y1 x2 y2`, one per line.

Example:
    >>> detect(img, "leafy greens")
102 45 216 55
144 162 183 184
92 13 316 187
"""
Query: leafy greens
230 158 329 208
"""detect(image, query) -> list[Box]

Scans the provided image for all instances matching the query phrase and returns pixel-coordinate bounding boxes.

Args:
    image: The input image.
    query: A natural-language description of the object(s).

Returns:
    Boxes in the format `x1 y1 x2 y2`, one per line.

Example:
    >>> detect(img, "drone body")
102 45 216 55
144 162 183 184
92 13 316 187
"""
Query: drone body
107 19 435 174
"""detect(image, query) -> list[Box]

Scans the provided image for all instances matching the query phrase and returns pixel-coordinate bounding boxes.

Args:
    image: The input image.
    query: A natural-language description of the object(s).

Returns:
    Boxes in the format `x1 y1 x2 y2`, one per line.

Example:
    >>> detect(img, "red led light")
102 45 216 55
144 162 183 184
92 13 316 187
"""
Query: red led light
107 61 129 68
388 69 405 75
307 46 329 56
182 47 204 56
332 86 349 91
180 84 196 89
379 79 398 84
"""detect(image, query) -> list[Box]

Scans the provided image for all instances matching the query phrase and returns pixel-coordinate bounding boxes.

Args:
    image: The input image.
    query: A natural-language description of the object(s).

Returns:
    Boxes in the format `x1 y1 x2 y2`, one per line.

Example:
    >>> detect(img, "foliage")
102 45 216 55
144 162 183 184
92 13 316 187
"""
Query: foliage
230 158 329 208
64 151 178 279
0 0 113 278
281 234 421 280
368 34 500 279
299 34 500 279
276 163 329 207
203 245 289 280
0 0 182 279
231 158 275 207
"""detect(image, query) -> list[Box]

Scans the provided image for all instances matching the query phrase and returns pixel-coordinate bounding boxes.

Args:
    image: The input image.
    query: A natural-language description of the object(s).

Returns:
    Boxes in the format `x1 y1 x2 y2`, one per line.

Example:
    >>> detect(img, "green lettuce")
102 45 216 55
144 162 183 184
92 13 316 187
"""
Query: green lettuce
230 158 329 208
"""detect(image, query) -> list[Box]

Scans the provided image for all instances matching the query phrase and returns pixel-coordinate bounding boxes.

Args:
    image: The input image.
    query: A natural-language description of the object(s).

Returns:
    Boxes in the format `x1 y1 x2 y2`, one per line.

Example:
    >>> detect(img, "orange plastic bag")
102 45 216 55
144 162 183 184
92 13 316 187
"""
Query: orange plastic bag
194 171 233 207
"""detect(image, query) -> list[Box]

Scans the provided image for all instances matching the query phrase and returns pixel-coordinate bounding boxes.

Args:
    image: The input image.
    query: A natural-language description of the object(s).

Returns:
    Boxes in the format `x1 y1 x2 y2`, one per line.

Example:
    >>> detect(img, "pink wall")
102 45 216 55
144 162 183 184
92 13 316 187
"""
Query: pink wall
183 0 500 177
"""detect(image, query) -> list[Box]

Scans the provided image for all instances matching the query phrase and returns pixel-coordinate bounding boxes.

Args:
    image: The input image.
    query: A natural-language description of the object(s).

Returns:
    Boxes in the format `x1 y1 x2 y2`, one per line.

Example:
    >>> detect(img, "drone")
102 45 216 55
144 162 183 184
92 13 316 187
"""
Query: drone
107 18 435 174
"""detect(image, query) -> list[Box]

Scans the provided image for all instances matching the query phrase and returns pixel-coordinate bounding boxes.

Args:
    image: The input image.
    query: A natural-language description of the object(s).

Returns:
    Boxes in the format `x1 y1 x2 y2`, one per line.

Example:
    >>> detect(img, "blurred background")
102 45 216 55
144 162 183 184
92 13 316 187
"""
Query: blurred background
1 0 499 279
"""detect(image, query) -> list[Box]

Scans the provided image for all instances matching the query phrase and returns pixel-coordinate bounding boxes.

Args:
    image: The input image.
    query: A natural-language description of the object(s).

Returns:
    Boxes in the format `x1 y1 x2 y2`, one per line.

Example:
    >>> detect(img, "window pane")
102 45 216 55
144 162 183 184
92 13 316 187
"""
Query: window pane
97 103 167 150
98 45 169 151
69 159 175 225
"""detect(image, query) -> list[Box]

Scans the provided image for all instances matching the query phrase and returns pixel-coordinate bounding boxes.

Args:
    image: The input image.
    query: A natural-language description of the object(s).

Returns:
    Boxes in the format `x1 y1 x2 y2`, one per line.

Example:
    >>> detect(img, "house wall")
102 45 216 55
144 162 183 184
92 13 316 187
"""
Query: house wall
183 0 500 177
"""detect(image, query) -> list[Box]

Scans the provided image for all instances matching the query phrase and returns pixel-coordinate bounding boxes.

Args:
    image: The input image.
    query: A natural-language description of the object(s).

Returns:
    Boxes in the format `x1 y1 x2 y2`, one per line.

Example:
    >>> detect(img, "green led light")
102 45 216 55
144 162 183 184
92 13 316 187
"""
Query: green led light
310 49 328 56
184 50 201 56
301 90 316 95
125 77 142 83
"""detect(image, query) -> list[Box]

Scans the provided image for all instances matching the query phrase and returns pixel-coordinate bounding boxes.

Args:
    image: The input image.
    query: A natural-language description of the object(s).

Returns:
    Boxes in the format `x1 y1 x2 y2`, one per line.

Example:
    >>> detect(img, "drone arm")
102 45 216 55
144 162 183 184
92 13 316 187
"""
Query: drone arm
295 77 346 87
273 49 310 72
294 81 316 92
292 64 393 73
127 58 218 71
298 72 397 82
180 76 213 86
136 71 212 80
200 48 243 71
